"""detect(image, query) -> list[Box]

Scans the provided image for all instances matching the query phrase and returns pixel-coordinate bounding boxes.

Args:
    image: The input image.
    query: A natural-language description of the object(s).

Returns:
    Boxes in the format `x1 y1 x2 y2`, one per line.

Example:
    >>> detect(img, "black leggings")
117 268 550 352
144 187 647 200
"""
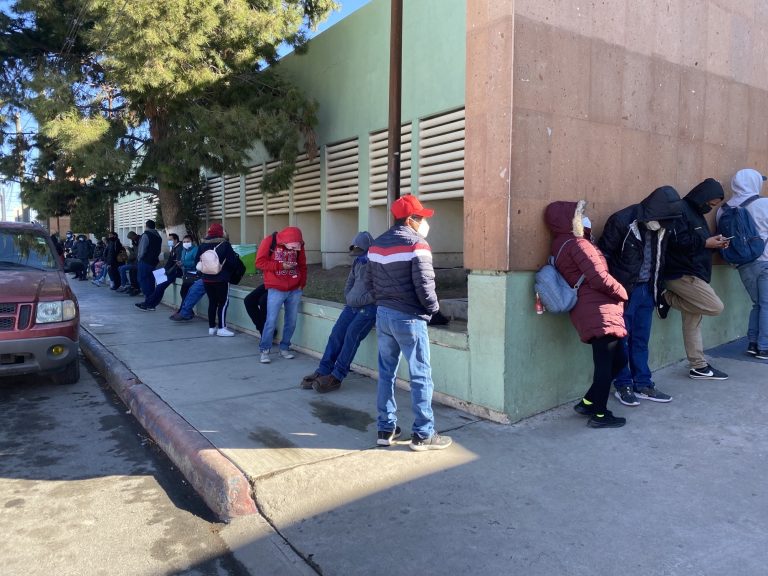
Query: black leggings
585 335 627 412
204 281 230 329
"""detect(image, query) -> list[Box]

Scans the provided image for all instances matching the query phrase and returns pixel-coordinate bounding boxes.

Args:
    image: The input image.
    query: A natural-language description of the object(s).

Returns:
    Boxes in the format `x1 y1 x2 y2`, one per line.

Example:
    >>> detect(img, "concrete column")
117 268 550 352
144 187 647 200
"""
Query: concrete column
239 175 246 242
464 1 515 271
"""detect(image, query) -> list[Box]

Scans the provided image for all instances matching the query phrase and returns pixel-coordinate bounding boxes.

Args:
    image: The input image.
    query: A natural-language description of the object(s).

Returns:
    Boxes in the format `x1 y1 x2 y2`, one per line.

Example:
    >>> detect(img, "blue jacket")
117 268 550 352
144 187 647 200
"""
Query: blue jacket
365 225 438 320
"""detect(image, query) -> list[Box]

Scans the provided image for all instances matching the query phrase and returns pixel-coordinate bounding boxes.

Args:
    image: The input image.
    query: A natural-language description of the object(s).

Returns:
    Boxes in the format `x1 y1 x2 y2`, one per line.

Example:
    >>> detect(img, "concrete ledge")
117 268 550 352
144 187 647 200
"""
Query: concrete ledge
79 329 258 522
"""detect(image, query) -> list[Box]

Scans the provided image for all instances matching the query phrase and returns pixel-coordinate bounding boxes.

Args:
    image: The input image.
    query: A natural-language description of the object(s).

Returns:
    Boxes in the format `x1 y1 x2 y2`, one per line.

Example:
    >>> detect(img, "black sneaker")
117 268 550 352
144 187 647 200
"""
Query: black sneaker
756 350 768 360
689 364 728 380
376 426 402 447
587 411 626 428
747 342 759 356
300 371 321 390
635 386 672 403
410 432 453 451
573 400 598 416
657 290 671 319
614 386 640 406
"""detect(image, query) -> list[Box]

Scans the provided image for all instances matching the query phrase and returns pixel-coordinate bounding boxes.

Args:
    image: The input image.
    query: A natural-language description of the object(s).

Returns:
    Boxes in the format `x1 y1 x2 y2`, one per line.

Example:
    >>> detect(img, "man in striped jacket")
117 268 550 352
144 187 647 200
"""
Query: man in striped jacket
366 195 452 452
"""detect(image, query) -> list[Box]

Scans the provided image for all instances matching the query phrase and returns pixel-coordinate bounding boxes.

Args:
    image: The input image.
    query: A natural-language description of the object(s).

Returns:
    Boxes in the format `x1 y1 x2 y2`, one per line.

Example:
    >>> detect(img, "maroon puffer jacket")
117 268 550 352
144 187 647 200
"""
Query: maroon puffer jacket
544 201 628 343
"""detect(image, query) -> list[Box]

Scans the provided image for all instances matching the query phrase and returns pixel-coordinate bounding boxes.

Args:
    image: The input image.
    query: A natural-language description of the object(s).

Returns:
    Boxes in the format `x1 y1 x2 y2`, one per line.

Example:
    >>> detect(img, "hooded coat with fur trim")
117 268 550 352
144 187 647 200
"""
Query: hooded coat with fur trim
545 201 628 343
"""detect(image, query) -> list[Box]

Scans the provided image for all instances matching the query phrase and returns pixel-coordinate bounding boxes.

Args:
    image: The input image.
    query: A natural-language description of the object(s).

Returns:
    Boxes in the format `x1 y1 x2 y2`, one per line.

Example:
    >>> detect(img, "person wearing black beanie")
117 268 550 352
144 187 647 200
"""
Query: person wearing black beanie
661 178 731 381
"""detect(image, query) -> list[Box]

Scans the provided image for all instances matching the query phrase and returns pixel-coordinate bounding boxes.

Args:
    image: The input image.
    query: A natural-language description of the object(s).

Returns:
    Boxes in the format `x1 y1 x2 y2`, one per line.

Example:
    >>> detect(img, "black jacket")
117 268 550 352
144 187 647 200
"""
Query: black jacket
664 179 724 283
196 237 238 283
104 238 123 266
597 186 683 302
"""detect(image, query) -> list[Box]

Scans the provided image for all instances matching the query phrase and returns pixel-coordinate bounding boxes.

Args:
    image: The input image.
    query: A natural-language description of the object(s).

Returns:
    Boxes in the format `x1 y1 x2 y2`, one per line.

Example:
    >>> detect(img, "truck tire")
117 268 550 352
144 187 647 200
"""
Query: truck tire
50 359 80 385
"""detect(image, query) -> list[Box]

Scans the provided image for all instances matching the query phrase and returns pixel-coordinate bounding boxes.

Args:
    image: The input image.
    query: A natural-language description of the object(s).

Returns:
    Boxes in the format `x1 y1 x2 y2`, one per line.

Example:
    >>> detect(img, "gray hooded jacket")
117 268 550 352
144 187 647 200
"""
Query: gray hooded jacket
344 231 375 308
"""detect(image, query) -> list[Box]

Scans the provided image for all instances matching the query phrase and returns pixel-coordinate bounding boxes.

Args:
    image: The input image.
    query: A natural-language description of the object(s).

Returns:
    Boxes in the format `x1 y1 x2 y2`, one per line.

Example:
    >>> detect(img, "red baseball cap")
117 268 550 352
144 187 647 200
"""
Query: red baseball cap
391 195 435 220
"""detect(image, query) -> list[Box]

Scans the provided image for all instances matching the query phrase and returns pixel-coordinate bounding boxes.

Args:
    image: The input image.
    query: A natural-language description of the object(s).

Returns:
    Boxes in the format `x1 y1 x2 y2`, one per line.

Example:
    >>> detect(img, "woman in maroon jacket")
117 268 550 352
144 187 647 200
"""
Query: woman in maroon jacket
544 200 630 428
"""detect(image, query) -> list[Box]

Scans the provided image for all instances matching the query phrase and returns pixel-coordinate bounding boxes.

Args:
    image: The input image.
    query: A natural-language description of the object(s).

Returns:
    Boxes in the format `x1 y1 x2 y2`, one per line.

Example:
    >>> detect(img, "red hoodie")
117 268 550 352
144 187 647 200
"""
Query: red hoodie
256 227 307 291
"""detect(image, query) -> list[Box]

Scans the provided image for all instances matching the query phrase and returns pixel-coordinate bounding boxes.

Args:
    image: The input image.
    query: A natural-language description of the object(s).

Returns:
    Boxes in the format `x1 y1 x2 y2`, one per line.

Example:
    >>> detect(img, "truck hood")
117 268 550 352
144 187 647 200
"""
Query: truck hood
0 269 73 303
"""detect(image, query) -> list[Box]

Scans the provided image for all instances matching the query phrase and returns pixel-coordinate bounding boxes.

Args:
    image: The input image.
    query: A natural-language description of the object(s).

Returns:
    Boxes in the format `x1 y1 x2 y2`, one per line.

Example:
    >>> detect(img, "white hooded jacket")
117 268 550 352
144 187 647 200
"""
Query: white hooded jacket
717 168 768 262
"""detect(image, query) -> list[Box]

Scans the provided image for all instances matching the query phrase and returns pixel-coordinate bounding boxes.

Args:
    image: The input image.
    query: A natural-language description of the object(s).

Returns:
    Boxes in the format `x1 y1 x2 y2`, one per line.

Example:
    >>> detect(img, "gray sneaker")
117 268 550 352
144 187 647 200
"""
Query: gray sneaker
635 386 672 403
614 386 640 407
410 433 453 452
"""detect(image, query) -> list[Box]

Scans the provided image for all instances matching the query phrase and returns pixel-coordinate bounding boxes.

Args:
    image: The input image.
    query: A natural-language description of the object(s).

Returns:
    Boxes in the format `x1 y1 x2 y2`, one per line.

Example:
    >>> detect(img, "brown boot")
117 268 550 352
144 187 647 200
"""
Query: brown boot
300 371 321 389
312 374 342 393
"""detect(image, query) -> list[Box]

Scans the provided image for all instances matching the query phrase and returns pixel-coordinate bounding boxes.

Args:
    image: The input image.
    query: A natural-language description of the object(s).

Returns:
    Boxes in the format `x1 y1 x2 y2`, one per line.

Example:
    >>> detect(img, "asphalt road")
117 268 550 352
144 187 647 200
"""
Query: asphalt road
0 356 250 576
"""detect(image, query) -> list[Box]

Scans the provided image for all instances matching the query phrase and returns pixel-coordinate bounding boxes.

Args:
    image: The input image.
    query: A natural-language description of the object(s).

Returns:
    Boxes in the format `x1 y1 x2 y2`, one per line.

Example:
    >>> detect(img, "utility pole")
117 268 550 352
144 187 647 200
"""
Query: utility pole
385 0 403 225
0 182 6 222
15 112 28 222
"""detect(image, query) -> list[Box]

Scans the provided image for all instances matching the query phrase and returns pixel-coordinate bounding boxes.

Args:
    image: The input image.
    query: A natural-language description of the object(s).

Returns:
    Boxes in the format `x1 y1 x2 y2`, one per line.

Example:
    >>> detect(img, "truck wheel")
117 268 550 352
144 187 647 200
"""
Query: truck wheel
50 360 80 385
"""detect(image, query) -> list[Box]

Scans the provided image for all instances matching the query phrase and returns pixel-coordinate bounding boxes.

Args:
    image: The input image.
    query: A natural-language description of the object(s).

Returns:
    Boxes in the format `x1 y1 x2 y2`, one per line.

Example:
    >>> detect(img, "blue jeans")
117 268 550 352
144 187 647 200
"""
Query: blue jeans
739 260 768 349
614 282 655 390
179 279 206 318
317 304 377 381
137 261 155 297
375 306 435 439
145 274 176 308
118 263 135 286
260 289 302 352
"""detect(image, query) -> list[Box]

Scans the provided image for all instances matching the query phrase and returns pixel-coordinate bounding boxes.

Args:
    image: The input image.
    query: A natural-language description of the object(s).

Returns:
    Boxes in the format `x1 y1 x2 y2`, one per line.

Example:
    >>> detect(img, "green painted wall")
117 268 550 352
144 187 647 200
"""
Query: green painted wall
470 267 753 422
277 0 466 145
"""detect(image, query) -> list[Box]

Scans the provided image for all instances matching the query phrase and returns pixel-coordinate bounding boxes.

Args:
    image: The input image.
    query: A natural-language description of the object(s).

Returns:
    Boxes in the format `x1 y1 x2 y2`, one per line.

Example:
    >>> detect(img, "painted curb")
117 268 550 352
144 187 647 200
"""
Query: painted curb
79 329 258 522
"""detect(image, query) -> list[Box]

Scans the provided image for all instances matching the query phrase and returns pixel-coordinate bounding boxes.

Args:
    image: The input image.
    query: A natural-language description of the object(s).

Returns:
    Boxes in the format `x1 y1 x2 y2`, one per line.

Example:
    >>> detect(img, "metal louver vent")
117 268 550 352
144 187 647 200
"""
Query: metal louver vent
418 107 465 200
223 175 241 218
245 165 264 216
206 176 223 219
265 161 290 215
292 153 321 213
326 138 359 210
369 124 412 207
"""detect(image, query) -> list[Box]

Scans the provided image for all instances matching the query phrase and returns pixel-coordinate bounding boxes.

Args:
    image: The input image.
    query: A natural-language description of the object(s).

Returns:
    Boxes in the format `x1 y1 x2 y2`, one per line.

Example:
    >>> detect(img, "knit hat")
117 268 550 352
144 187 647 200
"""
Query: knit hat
207 223 224 238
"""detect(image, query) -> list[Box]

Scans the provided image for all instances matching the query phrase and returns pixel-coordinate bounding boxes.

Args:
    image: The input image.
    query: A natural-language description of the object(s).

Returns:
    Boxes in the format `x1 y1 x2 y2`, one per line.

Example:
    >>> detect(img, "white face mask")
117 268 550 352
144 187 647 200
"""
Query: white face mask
646 220 661 231
582 216 592 229
416 219 430 238
183 242 192 249
167 240 174 247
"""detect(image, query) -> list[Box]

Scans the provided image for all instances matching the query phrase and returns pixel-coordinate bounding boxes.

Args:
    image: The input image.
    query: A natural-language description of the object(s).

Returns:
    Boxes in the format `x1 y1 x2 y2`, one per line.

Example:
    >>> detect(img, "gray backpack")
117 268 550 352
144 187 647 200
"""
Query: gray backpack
534 239 586 313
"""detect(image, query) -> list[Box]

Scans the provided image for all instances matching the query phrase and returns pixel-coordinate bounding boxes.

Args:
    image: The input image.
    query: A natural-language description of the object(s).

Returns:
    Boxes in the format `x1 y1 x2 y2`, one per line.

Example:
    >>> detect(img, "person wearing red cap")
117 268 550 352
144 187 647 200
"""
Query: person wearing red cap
255 226 307 363
196 223 239 337
366 195 452 451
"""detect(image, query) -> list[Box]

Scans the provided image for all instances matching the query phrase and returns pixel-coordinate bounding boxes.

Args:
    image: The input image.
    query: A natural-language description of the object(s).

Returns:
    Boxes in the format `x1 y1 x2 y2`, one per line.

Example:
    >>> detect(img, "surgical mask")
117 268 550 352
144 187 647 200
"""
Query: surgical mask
183 242 192 249
417 220 430 238
167 240 174 247
646 220 661 231
582 216 592 229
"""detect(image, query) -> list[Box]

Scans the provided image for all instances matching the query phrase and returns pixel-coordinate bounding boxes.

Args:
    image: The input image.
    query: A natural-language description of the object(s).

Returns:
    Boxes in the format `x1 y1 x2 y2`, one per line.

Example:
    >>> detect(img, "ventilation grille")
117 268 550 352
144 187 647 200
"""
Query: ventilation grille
0 317 13 331
326 138 359 210
369 124 412 207
265 161 290 215
0 303 16 314
17 304 32 330
293 153 322 213
206 176 223 219
418 107 465 200
245 165 264 217
223 175 241 218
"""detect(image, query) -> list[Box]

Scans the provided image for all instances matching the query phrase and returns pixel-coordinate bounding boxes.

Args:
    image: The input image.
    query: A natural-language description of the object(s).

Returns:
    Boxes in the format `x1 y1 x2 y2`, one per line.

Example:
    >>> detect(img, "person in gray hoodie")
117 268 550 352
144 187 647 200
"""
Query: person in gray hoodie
301 231 377 393
717 168 768 359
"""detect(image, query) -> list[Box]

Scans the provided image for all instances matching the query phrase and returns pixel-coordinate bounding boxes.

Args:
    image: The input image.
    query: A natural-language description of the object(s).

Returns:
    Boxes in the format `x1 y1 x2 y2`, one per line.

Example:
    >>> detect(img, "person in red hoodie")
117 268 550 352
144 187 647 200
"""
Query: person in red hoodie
544 200 630 428
255 226 307 363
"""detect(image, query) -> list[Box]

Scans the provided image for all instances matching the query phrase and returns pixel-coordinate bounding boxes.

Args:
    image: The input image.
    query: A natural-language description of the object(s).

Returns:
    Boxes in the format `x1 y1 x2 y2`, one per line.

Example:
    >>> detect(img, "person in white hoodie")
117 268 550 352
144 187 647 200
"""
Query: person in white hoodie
718 169 768 359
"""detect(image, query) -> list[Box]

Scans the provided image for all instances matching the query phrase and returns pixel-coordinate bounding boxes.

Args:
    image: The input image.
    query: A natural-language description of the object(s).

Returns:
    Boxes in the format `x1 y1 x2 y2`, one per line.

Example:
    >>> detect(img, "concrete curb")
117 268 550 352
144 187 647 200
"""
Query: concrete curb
79 328 258 522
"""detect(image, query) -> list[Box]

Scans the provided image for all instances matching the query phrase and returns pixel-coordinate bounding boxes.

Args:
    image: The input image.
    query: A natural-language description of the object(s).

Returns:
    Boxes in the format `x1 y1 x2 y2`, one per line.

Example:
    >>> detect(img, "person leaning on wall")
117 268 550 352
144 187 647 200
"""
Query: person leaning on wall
545 200 630 428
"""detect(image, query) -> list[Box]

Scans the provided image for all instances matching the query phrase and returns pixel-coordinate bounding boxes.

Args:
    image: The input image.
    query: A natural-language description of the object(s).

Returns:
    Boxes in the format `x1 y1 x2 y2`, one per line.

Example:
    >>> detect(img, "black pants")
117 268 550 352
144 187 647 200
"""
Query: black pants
108 264 121 289
180 275 197 303
243 284 268 336
586 335 627 412
204 281 230 329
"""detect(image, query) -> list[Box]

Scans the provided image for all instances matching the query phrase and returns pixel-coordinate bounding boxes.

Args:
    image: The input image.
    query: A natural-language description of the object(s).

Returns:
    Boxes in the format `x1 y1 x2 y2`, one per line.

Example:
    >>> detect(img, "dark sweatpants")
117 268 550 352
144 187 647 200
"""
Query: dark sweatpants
204 281 230 329
585 335 627 413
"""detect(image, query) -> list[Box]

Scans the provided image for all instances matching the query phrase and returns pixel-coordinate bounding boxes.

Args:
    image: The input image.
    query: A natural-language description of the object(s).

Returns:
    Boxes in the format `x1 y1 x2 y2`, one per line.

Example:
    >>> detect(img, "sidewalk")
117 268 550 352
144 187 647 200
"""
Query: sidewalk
72 280 768 576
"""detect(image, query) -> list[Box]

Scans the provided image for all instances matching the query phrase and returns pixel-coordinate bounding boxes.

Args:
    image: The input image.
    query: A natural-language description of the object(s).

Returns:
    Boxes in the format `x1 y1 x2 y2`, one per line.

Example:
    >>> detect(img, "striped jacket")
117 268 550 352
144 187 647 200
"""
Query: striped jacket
365 225 439 320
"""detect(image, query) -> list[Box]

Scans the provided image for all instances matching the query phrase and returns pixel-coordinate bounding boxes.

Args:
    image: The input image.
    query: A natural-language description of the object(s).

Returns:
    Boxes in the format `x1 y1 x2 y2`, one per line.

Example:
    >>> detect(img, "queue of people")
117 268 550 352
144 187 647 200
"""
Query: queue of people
547 168 768 429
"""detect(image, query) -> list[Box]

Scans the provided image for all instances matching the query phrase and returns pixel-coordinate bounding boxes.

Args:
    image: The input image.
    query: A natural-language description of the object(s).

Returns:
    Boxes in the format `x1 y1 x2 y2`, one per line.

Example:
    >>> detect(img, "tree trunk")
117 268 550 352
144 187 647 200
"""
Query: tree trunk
147 105 185 238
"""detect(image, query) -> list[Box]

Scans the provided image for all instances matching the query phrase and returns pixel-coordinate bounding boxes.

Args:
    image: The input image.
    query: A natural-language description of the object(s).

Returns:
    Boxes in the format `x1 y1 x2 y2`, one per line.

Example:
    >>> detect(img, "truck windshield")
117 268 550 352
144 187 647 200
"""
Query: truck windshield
0 230 58 271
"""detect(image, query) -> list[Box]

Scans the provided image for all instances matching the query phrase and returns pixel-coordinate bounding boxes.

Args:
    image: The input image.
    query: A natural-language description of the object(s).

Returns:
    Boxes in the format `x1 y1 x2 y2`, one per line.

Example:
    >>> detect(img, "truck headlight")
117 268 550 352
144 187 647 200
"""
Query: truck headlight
36 300 77 323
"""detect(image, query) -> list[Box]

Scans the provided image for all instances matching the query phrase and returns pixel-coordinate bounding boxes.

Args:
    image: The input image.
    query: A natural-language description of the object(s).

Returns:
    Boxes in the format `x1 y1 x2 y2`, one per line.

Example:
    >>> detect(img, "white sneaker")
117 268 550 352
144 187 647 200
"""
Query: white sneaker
279 349 295 359
208 328 218 336
216 328 235 337
260 351 271 364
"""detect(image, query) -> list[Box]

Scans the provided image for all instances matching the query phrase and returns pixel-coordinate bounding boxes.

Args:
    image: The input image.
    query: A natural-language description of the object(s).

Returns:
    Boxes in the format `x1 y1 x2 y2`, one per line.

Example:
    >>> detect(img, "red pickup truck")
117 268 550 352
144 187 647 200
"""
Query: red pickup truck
0 222 80 385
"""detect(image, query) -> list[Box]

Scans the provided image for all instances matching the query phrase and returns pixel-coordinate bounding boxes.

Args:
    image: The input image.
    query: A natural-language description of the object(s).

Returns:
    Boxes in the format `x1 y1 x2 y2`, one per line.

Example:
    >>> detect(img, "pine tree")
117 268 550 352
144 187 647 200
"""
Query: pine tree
0 0 335 235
